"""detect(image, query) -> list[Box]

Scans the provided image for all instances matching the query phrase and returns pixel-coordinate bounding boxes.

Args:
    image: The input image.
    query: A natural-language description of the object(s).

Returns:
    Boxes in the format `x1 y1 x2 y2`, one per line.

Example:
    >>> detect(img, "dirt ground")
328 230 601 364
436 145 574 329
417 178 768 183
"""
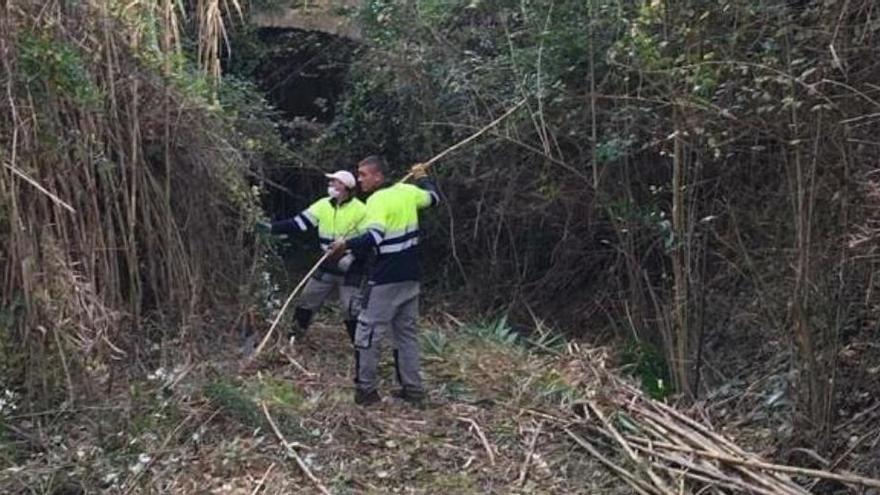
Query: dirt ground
1 315 629 494
2 311 878 494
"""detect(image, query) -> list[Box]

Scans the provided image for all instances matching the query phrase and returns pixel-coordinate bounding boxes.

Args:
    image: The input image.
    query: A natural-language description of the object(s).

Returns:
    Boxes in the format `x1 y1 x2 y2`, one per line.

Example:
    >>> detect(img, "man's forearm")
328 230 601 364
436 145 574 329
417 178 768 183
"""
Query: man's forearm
346 229 381 250
416 177 440 206
272 211 315 234
270 218 300 234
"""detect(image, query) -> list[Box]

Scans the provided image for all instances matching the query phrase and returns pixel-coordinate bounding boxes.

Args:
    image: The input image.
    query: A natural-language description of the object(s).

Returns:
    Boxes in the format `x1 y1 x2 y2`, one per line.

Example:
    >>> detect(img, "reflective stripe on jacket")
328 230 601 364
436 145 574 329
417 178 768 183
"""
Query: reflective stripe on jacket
347 178 439 284
272 196 367 274
297 197 367 251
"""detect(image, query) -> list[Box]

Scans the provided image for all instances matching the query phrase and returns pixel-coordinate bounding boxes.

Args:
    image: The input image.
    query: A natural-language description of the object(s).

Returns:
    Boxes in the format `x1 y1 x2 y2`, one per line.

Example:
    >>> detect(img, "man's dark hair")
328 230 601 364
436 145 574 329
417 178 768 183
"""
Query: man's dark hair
359 155 387 175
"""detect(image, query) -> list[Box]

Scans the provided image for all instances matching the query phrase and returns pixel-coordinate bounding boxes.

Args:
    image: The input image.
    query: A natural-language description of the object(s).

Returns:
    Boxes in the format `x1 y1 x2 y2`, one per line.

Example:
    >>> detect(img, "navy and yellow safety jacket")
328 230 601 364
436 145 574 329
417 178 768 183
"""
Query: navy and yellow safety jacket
346 178 439 285
271 196 367 276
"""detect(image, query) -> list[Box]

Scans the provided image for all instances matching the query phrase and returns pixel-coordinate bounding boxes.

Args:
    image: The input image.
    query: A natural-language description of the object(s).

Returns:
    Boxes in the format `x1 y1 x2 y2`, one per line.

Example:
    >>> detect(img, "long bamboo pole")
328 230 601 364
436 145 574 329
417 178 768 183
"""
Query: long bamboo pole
243 251 331 368
396 98 527 184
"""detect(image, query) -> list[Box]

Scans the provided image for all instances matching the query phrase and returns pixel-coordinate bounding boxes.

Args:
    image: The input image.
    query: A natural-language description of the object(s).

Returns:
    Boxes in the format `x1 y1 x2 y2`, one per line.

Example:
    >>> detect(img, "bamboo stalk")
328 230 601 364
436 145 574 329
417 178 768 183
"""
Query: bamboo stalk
457 416 496 466
3 161 76 213
587 402 676 495
244 251 332 367
517 422 542 486
261 402 331 495
636 408 805 495
581 373 828 494
249 463 276 495
565 428 660 495
641 410 805 495
396 99 527 184
633 440 880 490
629 441 781 495
649 400 746 456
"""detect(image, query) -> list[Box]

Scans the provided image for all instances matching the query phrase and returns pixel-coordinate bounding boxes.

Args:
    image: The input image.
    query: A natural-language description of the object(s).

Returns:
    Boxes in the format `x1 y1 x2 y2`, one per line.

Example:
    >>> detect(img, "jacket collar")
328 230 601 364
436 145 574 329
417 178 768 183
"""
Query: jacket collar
331 195 354 208
368 181 391 196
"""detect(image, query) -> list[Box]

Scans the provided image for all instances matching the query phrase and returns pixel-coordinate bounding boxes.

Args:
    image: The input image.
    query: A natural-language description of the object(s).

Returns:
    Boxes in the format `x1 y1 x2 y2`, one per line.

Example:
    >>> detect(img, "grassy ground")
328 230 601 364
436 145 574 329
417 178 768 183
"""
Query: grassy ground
1 314 628 494
4 311 879 494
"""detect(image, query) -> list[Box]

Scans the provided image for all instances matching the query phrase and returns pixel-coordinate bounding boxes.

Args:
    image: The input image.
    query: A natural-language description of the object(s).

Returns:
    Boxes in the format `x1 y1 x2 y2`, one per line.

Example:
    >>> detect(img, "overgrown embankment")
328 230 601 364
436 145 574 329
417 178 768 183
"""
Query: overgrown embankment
8 318 613 493
3 0 880 492
0 2 270 411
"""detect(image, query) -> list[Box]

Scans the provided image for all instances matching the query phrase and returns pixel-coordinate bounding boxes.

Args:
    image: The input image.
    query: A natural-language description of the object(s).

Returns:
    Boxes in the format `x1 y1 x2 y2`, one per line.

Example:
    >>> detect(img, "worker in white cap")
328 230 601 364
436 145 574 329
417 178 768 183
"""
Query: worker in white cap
268 170 367 342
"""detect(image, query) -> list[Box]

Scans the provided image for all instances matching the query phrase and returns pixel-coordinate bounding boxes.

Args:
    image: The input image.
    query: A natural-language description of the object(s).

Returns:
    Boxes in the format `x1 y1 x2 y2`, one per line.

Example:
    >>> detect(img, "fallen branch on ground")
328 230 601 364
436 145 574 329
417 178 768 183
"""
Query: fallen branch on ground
562 358 880 494
244 251 331 368
261 402 331 495
249 462 276 495
458 416 496 466
517 422 542 486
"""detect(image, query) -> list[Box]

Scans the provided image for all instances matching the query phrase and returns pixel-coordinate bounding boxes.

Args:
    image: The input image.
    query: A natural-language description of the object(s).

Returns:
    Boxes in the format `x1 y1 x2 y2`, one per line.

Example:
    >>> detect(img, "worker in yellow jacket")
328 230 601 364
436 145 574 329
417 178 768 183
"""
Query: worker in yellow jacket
270 170 366 342
329 156 439 406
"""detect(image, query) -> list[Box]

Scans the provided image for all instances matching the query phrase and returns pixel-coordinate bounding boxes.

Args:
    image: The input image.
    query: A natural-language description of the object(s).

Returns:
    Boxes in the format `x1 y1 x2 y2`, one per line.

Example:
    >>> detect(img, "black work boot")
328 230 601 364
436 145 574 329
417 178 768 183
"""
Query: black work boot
344 320 357 344
290 307 313 339
391 388 425 408
354 388 381 406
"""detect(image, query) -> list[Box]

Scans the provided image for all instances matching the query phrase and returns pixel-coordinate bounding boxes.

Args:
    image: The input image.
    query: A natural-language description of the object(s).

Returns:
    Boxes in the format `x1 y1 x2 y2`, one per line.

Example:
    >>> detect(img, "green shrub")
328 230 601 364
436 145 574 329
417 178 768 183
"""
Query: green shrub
17 33 98 105
620 340 672 400
464 315 519 346
421 329 449 356
204 379 262 429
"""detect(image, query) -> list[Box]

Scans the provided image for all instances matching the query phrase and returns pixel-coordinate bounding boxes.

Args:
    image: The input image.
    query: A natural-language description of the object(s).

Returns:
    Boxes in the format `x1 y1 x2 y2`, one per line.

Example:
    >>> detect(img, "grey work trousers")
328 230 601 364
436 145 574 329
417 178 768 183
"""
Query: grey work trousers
353 281 422 394
297 271 358 319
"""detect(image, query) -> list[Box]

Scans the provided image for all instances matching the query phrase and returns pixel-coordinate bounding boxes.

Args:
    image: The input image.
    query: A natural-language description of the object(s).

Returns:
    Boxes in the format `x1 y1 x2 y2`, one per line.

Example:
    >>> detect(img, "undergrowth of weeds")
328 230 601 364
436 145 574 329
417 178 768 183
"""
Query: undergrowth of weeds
423 315 590 412
1 316 632 493
9 312 866 493
619 339 673 400
204 379 263 429
17 33 99 105
204 375 307 440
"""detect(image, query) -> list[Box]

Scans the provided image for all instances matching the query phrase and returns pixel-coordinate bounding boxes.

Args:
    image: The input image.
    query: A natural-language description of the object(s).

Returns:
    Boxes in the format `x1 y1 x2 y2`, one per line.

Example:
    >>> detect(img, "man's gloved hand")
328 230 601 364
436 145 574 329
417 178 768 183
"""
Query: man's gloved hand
410 163 429 180
337 253 355 272
327 240 347 261
255 220 290 249
255 220 272 235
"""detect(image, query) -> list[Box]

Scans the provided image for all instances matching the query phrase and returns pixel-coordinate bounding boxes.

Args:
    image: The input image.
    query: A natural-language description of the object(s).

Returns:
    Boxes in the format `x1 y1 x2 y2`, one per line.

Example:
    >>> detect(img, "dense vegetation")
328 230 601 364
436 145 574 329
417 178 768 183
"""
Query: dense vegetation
0 0 276 412
282 0 880 442
1 0 879 492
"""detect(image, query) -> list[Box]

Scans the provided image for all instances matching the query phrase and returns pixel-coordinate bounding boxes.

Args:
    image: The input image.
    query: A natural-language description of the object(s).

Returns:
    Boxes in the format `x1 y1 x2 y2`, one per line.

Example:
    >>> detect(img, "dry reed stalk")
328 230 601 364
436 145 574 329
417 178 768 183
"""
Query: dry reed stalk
561 361 880 494
517 422 542 486
261 402 331 495
396 98 527 184
249 462 276 495
1 0 260 404
587 401 676 495
244 250 332 367
458 416 497 466
635 439 880 490
565 428 661 495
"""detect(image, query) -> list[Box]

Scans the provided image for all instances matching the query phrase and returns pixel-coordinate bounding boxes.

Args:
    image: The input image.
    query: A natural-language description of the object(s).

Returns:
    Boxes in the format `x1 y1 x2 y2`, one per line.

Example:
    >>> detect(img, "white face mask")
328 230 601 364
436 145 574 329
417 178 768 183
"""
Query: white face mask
328 186 342 199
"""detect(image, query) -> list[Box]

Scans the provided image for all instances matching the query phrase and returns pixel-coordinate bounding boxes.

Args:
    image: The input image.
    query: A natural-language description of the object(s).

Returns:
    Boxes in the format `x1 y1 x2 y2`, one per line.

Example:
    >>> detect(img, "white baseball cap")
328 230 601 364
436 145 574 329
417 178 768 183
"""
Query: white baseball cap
324 170 356 189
